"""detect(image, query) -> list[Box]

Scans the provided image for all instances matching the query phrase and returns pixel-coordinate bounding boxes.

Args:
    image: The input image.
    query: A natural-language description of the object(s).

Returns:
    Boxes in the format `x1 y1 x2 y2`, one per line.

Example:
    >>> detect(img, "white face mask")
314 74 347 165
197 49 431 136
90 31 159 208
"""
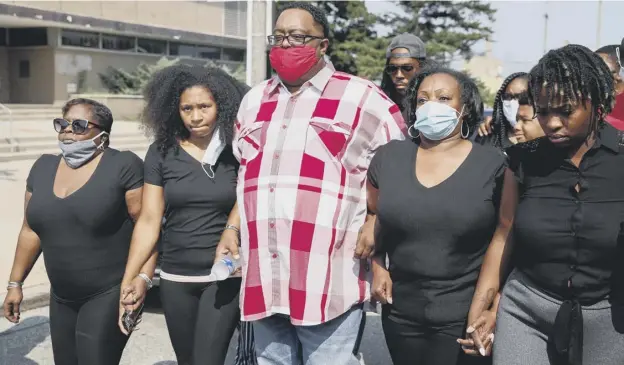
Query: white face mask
502 99 520 127
201 127 225 179
413 101 464 141
617 47 624 79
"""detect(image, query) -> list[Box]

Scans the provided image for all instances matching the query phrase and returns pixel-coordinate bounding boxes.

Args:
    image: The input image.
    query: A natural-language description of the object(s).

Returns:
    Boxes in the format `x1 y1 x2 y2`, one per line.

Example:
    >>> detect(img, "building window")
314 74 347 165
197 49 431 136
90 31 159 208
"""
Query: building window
19 60 29 78
222 48 245 62
137 38 166 55
102 34 135 52
9 28 48 47
61 30 99 48
169 42 196 57
0 28 7 46
196 45 220 60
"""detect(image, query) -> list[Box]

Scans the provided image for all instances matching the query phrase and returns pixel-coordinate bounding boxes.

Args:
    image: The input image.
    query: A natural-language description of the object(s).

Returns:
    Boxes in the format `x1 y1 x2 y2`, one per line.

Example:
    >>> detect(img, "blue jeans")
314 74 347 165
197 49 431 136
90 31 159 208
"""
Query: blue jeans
253 306 364 365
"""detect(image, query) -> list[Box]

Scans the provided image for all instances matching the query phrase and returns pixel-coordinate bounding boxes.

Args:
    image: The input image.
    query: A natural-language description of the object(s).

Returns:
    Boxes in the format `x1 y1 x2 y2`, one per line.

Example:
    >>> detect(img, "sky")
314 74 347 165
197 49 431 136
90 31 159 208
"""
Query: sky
364 0 624 77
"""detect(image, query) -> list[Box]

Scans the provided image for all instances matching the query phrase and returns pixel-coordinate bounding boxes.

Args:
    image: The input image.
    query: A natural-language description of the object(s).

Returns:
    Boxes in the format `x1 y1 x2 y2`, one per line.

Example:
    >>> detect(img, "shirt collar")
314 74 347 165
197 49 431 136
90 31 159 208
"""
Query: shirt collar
593 122 621 153
267 61 335 95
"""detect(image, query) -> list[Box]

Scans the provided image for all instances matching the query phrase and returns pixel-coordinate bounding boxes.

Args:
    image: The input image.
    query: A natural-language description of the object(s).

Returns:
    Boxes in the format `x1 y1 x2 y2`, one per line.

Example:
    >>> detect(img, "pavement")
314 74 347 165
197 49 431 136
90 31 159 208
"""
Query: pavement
0 292 393 365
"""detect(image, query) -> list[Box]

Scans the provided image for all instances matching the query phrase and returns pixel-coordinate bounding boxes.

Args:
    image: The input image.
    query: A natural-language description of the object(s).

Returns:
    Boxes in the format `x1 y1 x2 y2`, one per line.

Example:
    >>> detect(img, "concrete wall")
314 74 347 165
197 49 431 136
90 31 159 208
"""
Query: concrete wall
0 1 228 37
0 47 10 103
250 0 268 86
8 47 55 103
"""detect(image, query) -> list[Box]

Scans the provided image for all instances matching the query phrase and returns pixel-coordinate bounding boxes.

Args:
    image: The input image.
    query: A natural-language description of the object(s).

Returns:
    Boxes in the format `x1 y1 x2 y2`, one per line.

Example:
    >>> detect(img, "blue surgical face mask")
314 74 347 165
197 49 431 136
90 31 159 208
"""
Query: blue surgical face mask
619 66 624 80
412 101 464 141
58 131 108 168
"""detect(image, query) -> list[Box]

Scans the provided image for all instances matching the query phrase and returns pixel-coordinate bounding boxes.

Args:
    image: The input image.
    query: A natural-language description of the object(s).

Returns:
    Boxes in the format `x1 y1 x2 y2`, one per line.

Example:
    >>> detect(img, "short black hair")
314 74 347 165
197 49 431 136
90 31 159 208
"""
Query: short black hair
62 98 113 133
141 64 250 155
278 1 330 38
595 44 620 65
404 65 484 134
488 72 528 149
528 44 615 134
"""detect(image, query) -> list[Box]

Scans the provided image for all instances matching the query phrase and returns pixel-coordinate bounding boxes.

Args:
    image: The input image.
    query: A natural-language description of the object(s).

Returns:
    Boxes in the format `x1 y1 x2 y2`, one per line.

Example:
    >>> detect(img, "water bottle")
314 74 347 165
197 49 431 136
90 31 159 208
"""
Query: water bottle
208 254 240 281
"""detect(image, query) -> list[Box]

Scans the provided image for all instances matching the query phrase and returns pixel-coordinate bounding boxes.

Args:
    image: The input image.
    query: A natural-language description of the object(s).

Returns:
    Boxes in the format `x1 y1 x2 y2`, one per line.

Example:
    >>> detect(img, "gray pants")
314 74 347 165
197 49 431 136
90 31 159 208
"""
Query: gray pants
493 270 624 365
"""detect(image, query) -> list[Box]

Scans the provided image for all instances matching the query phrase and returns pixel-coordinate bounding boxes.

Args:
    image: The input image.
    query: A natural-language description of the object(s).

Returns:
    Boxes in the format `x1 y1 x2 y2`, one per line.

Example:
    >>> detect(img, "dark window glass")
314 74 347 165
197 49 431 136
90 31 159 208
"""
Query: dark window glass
9 28 48 47
19 60 29 78
222 48 245 62
102 34 135 51
0 28 7 46
169 42 196 57
196 45 221 60
137 38 166 54
61 30 99 48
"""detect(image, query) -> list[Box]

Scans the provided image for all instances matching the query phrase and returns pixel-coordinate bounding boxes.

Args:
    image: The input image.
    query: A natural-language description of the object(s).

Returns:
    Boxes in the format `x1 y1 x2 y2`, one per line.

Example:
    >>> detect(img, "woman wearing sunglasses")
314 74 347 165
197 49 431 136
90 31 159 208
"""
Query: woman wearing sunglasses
3 98 154 365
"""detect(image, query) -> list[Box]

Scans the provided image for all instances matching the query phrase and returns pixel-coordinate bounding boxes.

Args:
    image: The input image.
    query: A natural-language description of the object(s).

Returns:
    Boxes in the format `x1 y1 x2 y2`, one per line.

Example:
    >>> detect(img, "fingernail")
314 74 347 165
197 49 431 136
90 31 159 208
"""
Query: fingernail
456 339 461 344
488 333 495 341
387 297 393 304
234 254 240 259
466 326 475 333
479 348 486 356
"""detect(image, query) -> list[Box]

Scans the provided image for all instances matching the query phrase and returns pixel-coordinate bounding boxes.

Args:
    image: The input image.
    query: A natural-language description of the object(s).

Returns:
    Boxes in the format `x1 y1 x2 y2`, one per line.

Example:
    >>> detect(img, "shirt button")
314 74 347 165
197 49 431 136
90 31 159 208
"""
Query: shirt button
282 125 287 129
269 184 275 192
269 221 275 228
274 153 279 159
272 253 278 259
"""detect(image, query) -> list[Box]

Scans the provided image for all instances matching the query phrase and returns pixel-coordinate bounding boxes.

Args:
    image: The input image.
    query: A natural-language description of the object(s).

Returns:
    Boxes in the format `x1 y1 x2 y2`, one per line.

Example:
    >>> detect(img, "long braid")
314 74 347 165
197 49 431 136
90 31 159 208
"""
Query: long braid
490 72 528 149
528 44 615 135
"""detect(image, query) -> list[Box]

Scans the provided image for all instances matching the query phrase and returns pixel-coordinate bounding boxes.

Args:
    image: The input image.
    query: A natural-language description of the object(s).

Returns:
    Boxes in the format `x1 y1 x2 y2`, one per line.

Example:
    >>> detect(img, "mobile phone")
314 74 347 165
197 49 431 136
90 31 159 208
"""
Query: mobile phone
122 303 144 333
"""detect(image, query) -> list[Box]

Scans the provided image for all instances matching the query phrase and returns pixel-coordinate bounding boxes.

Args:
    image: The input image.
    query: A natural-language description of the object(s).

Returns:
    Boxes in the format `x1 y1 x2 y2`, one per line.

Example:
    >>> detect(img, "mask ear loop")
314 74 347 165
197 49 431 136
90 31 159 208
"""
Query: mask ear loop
94 131 109 150
407 125 420 139
202 163 215 179
458 105 469 139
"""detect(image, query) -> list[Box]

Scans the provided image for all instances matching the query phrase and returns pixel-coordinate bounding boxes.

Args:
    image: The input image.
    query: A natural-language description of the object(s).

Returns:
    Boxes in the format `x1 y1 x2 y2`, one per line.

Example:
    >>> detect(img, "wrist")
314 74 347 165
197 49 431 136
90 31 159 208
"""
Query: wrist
137 273 153 290
7 281 23 290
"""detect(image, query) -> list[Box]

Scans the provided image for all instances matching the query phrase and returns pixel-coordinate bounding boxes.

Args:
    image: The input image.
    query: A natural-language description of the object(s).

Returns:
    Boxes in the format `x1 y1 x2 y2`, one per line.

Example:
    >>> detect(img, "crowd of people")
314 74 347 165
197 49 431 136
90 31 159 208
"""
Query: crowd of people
3 2 624 365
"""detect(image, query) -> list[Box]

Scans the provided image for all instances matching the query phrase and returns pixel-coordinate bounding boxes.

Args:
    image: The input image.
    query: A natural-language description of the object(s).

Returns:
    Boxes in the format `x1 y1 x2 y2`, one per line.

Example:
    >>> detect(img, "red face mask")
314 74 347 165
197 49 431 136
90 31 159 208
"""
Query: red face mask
269 46 319 84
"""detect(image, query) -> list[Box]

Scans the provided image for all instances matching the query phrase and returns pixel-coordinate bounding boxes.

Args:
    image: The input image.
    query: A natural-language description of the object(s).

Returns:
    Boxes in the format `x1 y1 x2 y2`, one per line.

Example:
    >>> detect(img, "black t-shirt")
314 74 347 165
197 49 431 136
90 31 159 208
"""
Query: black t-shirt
144 143 238 276
508 124 624 305
25 149 144 301
368 140 506 324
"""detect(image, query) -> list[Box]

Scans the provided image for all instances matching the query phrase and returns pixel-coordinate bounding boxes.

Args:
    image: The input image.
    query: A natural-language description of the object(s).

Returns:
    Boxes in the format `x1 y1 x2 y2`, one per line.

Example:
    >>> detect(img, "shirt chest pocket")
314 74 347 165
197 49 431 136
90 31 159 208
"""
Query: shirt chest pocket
237 121 266 164
306 119 353 164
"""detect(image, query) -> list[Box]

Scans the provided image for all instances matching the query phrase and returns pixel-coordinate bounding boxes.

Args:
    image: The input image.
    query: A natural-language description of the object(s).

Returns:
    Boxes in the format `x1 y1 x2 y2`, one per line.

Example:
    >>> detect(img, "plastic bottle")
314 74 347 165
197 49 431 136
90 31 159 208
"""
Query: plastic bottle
208 254 240 281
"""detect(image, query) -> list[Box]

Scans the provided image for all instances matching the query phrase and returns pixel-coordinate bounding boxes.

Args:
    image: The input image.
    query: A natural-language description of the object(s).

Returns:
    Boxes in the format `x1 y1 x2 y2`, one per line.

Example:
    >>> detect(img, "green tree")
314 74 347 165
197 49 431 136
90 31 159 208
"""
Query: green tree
98 58 246 95
471 75 496 108
382 1 496 65
276 1 386 80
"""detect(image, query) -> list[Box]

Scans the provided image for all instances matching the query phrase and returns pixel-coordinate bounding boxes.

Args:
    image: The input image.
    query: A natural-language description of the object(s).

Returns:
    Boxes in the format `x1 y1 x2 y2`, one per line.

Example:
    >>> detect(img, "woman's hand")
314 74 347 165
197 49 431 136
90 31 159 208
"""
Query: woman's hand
3 287 23 323
457 309 497 356
371 262 393 305
477 116 493 137
118 276 148 335
355 215 376 259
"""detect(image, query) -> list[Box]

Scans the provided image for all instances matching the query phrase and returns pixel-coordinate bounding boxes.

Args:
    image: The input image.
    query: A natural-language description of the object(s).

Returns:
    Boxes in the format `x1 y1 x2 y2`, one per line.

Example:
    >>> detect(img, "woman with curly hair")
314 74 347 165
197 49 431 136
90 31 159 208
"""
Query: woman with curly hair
119 64 255 365
474 72 544 149
368 65 516 364
468 44 624 365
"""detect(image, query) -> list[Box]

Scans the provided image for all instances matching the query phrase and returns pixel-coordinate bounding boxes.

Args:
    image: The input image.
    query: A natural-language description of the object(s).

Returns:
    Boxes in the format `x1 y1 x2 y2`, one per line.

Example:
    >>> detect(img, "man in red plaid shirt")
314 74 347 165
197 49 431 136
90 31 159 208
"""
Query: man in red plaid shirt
215 2 406 364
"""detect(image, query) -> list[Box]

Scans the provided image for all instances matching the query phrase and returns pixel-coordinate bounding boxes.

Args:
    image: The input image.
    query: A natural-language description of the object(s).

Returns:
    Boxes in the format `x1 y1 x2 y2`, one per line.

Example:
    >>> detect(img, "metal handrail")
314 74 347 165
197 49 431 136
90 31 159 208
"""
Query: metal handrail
0 103 16 152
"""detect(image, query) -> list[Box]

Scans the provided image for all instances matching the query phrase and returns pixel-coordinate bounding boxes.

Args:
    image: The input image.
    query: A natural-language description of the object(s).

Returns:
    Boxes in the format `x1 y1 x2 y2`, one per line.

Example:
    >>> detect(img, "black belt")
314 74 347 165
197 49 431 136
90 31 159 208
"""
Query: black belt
552 299 583 365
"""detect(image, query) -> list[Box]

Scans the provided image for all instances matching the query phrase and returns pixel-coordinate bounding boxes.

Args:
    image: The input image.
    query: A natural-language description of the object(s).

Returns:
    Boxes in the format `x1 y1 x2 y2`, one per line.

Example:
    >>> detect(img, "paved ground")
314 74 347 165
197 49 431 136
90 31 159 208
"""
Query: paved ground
0 291 392 365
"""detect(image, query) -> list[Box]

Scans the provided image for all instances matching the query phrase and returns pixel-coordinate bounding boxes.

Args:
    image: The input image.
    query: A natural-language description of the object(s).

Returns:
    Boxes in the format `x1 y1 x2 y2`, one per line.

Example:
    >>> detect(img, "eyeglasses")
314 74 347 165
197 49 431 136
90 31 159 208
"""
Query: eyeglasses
267 34 324 47
53 118 102 134
385 65 415 75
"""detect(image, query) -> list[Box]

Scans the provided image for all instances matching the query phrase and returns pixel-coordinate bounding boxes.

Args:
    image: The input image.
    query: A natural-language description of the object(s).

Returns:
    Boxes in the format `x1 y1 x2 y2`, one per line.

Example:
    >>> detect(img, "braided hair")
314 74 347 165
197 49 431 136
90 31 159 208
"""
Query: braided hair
527 44 615 135
488 72 528 149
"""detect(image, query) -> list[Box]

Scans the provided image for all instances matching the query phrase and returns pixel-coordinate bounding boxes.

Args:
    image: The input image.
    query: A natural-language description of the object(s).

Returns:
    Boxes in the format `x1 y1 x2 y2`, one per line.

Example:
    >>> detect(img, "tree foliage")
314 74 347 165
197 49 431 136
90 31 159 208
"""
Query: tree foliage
382 1 496 65
98 58 246 95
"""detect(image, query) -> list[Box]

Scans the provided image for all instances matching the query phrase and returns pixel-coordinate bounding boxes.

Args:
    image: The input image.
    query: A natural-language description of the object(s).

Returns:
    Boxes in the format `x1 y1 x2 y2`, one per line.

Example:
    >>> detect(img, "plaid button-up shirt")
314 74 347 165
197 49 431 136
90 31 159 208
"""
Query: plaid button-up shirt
234 64 407 325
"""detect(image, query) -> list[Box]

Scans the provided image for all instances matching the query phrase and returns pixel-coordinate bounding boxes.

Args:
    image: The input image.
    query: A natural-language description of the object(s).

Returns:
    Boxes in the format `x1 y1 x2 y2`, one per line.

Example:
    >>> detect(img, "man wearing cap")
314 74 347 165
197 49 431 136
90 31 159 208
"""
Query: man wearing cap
380 33 428 117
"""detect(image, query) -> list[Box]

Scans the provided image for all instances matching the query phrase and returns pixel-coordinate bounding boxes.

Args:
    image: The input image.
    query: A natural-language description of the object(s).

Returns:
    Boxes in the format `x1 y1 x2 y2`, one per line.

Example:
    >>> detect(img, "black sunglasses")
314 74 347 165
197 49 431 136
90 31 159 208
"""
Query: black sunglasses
53 118 102 134
385 65 415 75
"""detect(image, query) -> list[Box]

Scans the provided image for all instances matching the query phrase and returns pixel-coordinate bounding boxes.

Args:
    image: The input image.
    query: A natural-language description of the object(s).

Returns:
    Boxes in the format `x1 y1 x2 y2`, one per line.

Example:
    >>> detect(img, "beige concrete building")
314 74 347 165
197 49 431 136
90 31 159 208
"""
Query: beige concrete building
0 1 274 104
462 41 504 100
